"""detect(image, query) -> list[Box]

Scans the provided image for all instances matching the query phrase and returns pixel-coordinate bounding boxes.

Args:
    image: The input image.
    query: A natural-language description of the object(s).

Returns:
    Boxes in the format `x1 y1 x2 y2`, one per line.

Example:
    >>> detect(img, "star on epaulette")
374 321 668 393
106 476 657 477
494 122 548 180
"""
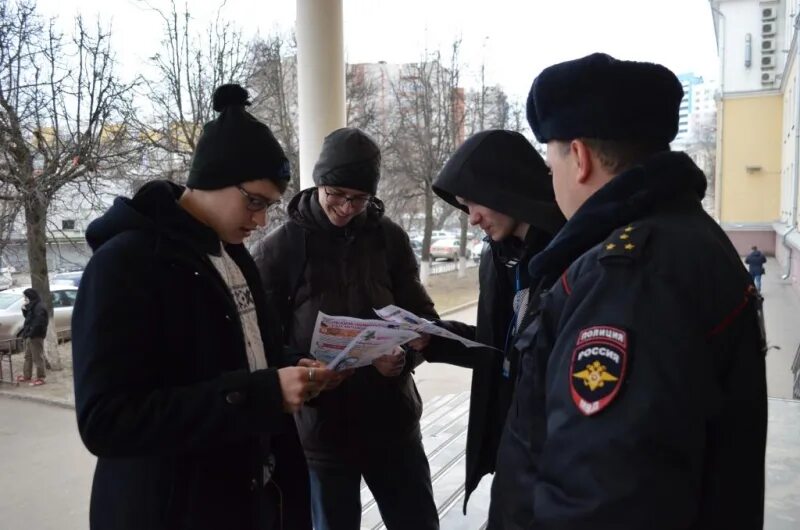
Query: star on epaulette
599 223 651 262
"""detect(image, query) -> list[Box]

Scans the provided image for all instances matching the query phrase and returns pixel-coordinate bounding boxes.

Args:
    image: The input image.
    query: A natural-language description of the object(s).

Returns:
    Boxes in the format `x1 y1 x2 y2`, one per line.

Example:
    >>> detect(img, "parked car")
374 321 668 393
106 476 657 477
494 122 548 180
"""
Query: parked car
51 270 83 287
470 239 486 262
430 238 470 261
0 285 78 351
0 270 12 291
409 238 423 263
430 230 456 241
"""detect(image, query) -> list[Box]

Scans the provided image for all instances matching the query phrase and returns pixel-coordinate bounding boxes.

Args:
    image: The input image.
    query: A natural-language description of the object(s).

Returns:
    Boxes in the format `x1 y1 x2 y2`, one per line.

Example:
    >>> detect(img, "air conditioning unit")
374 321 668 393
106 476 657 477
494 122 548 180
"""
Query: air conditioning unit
762 37 777 52
762 7 777 21
762 22 777 36
762 71 776 84
762 54 777 69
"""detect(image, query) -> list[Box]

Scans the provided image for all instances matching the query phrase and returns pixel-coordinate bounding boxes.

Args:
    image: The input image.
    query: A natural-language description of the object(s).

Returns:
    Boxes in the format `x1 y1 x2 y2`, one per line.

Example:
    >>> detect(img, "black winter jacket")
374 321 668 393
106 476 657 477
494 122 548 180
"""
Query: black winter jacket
21 288 49 339
253 188 437 465
426 129 565 511
72 181 310 530
490 152 767 529
745 249 767 275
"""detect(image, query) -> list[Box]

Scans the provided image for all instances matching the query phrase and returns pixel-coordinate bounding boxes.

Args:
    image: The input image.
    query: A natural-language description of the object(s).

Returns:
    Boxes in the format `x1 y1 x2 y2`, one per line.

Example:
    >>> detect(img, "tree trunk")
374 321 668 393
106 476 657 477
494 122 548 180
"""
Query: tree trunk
458 211 468 278
421 182 434 262
420 182 435 286
24 192 61 370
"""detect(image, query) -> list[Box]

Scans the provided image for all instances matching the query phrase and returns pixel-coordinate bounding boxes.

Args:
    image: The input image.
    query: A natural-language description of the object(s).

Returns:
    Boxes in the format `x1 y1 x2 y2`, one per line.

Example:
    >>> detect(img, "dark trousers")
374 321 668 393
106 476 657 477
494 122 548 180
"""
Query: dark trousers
23 337 45 379
308 437 439 530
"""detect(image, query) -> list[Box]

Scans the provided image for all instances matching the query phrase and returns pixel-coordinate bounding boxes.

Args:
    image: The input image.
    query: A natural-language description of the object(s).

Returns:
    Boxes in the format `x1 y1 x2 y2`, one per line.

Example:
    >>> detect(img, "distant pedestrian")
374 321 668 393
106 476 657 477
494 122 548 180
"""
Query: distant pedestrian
18 288 48 386
746 245 767 291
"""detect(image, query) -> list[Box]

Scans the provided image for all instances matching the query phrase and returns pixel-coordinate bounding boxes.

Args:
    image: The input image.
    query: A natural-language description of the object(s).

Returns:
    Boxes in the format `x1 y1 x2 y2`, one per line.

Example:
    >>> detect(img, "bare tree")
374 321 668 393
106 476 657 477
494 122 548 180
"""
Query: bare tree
248 33 299 197
0 182 20 261
684 114 717 213
133 0 252 183
383 41 466 282
0 1 136 368
508 99 528 135
346 62 381 136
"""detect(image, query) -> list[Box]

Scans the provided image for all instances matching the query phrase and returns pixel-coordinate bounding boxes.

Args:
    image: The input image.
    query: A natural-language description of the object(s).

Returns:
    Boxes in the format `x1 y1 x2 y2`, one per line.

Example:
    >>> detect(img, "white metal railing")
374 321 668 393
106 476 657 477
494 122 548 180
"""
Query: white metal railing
429 259 479 276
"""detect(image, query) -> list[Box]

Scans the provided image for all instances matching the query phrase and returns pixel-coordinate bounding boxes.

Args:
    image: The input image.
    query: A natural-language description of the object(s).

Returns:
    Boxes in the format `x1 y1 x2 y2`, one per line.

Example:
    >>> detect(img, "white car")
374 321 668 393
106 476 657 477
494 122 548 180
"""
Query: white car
430 230 456 240
430 238 470 261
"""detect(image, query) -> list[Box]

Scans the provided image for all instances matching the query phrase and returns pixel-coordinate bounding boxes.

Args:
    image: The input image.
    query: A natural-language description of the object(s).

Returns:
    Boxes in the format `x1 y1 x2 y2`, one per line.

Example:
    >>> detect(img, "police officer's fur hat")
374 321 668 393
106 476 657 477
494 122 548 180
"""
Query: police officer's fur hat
526 53 684 145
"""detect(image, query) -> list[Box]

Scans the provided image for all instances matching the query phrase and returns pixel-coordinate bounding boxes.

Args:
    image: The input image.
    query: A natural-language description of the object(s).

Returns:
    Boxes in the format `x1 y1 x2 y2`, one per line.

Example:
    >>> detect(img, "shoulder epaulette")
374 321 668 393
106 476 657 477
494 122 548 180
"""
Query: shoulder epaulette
598 223 651 262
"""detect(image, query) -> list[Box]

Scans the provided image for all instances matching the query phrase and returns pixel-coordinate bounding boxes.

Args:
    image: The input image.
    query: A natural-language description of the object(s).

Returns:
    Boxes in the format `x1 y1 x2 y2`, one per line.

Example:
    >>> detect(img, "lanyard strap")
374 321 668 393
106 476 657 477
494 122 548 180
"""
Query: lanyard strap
504 265 523 353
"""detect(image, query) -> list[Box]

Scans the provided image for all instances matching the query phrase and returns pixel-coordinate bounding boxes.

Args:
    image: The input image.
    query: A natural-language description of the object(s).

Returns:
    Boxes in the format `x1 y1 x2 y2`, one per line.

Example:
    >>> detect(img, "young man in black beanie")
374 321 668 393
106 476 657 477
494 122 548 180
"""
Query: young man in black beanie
490 53 767 529
71 84 331 530
254 127 440 530
418 129 564 514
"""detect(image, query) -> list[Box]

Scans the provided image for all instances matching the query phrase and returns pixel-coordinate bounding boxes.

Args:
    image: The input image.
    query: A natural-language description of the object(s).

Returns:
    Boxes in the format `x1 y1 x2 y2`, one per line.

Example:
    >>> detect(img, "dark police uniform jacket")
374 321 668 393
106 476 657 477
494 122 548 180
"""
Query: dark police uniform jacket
490 152 768 530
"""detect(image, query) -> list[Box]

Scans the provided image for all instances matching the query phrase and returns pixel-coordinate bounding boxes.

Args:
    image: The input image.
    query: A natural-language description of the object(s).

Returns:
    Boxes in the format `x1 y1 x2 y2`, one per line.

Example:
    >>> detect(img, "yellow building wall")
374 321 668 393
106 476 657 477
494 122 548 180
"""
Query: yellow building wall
719 94 783 223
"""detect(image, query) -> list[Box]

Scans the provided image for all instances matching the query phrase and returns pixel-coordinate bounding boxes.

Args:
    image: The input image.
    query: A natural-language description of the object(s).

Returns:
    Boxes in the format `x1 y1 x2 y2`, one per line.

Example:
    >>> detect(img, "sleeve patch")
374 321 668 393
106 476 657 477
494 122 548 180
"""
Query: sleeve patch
570 326 629 416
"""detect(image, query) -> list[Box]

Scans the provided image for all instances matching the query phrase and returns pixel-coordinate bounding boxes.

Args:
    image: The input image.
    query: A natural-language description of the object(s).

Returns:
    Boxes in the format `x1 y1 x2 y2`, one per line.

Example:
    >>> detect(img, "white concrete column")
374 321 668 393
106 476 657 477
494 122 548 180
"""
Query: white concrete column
296 0 346 190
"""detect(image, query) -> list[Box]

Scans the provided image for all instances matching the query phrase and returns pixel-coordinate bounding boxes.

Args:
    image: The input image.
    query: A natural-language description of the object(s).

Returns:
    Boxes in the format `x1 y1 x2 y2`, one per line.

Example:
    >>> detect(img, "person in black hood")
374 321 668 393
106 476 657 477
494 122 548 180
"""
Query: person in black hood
71 83 332 530
489 53 767 530
253 127 440 530
18 287 49 385
420 129 564 513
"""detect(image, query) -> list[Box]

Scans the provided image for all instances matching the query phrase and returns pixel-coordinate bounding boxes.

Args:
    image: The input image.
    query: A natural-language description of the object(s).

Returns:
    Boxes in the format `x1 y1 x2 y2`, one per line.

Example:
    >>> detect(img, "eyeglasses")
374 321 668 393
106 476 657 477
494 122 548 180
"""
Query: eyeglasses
237 185 281 213
322 187 373 209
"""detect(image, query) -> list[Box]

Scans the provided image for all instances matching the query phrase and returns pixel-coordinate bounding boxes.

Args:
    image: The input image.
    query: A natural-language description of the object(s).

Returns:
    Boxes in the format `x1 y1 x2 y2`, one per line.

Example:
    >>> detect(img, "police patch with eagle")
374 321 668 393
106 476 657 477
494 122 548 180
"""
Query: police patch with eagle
570 325 628 416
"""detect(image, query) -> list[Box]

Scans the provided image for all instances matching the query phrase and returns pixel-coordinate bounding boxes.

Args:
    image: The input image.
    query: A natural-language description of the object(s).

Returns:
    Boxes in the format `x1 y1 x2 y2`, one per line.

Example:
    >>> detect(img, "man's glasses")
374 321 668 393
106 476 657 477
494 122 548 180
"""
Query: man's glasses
237 185 281 212
322 187 373 209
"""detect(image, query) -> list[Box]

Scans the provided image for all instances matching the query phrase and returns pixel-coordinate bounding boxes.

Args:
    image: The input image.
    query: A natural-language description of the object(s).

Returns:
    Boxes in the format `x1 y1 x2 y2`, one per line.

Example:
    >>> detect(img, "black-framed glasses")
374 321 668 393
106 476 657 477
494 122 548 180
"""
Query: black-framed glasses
237 185 281 212
322 187 373 209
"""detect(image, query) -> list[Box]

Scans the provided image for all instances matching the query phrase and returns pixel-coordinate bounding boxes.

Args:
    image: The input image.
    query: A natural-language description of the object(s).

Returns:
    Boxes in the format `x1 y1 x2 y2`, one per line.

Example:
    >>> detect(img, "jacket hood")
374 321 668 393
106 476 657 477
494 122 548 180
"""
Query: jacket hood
22 288 40 303
286 187 385 237
85 180 221 256
433 130 565 236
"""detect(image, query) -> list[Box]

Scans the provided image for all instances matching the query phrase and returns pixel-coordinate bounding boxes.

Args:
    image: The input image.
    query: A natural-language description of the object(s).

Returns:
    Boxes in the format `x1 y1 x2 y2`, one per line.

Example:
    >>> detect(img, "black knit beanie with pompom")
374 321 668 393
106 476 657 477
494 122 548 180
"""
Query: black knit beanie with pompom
187 84 290 190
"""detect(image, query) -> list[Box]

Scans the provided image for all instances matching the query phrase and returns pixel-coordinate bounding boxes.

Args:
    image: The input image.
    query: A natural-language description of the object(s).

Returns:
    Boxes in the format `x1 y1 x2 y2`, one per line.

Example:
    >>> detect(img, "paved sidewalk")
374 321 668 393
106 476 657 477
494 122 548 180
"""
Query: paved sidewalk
0 399 93 530
760 258 800 399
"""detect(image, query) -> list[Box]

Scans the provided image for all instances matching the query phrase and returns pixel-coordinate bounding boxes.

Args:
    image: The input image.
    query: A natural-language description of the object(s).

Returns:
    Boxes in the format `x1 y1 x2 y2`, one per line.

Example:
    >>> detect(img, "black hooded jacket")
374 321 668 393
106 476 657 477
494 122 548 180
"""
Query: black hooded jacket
254 188 438 465
71 180 310 530
21 288 49 339
427 130 566 511
491 152 767 529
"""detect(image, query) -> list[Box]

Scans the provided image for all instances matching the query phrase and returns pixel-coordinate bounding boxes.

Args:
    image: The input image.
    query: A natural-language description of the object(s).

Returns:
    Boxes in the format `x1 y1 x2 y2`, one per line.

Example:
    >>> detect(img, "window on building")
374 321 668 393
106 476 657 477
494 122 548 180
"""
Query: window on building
62 220 76 230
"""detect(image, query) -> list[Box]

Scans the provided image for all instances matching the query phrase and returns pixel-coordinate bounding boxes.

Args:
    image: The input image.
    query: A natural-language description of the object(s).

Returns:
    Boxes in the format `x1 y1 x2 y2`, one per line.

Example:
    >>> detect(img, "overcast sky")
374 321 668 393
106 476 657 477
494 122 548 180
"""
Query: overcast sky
35 0 718 101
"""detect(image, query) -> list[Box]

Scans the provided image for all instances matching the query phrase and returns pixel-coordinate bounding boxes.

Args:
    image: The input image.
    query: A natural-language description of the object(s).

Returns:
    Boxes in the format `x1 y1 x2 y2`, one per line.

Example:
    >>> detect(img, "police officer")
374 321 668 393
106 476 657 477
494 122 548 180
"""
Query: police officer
489 53 768 529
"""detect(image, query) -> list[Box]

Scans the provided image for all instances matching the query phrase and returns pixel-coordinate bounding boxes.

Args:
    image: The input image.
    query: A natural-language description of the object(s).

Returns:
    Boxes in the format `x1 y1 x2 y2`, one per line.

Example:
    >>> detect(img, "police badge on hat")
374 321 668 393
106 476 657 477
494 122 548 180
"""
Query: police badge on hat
570 326 628 416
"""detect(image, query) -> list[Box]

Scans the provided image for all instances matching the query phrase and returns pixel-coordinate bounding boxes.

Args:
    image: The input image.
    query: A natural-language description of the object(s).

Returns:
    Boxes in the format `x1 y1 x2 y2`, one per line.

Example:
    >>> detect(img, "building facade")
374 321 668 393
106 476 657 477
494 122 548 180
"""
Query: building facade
711 0 800 295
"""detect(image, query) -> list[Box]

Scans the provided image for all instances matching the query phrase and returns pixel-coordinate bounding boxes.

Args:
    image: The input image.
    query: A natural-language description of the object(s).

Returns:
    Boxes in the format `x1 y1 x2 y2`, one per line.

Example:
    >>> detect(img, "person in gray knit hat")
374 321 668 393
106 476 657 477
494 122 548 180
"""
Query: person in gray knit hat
71 83 330 530
254 127 440 530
